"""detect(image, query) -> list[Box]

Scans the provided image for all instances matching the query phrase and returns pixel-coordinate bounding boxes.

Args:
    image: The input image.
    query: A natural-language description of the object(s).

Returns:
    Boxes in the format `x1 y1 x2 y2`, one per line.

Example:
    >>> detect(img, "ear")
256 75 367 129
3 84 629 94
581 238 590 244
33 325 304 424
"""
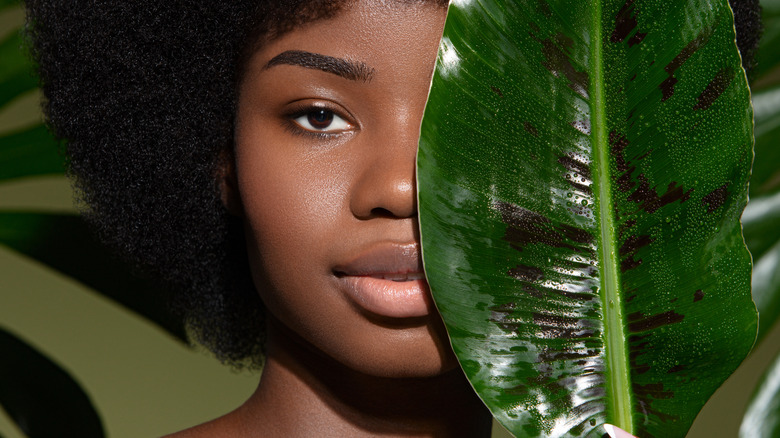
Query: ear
218 145 244 217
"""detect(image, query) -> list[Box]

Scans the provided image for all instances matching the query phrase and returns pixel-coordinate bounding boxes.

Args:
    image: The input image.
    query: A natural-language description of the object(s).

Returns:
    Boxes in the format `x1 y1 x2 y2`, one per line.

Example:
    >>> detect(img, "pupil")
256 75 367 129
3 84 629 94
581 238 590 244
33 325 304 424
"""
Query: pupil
308 110 333 129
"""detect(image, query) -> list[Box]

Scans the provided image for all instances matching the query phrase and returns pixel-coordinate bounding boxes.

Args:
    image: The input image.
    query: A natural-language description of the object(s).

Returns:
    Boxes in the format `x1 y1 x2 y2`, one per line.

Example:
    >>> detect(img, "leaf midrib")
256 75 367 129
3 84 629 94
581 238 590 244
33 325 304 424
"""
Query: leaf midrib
590 2 634 433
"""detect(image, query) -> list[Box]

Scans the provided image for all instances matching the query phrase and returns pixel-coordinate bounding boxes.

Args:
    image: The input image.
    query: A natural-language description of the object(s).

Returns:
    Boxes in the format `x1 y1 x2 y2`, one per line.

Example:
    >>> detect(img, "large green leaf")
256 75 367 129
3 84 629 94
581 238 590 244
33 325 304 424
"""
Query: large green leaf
418 1 756 437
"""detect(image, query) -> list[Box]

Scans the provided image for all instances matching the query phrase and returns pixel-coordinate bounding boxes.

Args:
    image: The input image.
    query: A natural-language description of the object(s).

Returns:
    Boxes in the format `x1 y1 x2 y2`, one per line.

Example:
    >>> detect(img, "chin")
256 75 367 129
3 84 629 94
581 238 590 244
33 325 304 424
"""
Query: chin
332 323 461 380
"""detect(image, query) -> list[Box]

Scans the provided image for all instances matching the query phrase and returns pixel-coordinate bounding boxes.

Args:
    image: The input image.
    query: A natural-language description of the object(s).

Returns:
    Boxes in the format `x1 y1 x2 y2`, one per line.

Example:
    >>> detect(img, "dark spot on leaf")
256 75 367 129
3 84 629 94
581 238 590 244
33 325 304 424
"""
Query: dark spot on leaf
611 0 647 47
558 290 598 301
694 68 735 110
535 0 552 18
490 85 504 98
660 27 714 101
627 176 693 214
559 155 592 180
631 382 674 408
659 76 679 102
537 349 600 363
508 264 544 282
506 385 529 396
618 219 638 239
668 364 686 373
694 289 705 302
701 183 729 213
523 121 539 137
533 313 597 339
566 180 593 196
633 382 674 399
609 131 630 173
616 167 637 193
619 234 654 257
630 73 637 81
634 364 650 374
619 234 653 272
630 338 651 374
628 311 685 332
522 285 545 298
621 257 642 272
628 31 647 47
490 302 525 333
495 200 585 252
557 223 595 245
529 31 589 99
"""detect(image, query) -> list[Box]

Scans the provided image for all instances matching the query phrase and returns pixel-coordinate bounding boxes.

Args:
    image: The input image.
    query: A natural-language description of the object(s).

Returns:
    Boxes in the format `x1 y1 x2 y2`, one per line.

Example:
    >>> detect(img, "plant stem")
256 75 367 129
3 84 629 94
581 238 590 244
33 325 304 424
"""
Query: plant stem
590 1 634 433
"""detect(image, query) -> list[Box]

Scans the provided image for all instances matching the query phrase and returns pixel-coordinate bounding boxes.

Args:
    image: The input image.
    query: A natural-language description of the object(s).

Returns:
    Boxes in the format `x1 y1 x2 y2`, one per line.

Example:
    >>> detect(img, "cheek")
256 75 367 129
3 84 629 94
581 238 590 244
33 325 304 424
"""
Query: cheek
237 137 349 257
233 127 352 313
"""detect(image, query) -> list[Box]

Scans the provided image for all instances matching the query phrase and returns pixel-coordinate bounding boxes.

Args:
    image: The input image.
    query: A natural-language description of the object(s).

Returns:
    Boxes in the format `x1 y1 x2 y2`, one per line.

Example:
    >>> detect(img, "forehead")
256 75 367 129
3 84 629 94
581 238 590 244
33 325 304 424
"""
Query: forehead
251 1 447 70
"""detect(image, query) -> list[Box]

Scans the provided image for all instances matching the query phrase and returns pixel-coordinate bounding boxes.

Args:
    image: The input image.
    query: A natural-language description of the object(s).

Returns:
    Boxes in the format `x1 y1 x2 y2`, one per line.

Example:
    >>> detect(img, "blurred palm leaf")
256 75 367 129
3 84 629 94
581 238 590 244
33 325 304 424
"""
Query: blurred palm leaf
0 327 104 438
0 2 186 435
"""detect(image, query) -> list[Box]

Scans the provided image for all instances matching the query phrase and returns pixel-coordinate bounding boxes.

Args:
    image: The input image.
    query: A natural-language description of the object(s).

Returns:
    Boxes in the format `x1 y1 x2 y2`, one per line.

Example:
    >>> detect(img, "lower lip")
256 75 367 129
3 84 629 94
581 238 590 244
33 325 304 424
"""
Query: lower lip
338 276 432 318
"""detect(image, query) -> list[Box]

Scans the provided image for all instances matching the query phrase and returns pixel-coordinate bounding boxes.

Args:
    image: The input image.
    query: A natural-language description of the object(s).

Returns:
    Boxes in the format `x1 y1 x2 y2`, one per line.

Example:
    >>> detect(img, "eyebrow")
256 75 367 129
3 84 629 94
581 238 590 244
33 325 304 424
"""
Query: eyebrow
264 50 375 82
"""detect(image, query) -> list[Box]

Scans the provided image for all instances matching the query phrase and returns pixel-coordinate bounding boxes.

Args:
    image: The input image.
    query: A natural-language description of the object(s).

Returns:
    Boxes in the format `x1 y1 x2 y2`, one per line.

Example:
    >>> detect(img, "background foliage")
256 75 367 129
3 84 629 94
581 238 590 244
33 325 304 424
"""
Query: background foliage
1 0 779 436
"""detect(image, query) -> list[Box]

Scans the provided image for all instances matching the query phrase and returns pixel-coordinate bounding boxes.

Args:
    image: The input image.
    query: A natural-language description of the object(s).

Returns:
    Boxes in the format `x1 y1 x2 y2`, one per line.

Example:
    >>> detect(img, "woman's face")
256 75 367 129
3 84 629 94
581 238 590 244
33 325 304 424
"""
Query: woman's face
234 1 450 377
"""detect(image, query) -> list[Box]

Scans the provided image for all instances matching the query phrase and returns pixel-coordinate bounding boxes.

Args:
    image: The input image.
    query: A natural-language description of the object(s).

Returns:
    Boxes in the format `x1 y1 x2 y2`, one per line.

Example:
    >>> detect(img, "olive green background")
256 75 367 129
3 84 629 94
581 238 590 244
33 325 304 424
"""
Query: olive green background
1 4 778 437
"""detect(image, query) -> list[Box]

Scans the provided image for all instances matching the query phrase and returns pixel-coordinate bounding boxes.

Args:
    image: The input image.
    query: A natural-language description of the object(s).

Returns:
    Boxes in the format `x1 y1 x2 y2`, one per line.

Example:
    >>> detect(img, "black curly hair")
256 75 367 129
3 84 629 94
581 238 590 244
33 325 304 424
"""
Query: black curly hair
24 0 761 369
24 0 351 368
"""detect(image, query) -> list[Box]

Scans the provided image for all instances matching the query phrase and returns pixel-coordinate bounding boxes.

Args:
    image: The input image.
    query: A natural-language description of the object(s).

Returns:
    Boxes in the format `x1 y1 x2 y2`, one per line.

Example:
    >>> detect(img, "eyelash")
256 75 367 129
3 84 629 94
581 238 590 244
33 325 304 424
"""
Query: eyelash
283 104 354 139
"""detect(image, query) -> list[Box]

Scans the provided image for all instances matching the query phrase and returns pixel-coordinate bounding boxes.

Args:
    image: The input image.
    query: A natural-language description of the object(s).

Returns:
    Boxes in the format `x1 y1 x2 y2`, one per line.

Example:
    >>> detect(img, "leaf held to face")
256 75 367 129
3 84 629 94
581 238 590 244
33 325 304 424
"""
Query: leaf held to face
418 0 756 437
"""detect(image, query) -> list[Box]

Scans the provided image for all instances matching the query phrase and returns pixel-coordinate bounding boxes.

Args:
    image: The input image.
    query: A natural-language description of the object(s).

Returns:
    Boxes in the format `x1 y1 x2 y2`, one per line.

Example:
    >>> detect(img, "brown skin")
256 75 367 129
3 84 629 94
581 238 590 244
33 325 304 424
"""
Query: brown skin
166 1 491 436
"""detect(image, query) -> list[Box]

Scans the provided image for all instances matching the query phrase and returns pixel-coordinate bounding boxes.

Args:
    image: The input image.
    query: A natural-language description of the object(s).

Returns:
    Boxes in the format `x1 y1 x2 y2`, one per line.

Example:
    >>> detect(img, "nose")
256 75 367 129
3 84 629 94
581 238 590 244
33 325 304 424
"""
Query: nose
349 126 418 220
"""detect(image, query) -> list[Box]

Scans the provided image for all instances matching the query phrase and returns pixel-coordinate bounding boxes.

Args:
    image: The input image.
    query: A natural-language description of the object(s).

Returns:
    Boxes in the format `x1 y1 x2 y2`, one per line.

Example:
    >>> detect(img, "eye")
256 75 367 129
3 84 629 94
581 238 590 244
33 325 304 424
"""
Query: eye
292 108 351 133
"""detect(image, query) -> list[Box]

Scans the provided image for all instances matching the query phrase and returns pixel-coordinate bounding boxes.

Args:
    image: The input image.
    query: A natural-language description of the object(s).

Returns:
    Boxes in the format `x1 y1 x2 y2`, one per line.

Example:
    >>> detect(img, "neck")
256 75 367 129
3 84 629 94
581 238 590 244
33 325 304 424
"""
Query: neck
237 318 492 437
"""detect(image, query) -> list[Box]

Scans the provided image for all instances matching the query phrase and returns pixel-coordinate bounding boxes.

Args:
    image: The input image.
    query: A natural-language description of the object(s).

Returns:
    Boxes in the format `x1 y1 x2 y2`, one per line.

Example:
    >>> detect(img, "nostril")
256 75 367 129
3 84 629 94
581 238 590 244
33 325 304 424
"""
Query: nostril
369 207 397 218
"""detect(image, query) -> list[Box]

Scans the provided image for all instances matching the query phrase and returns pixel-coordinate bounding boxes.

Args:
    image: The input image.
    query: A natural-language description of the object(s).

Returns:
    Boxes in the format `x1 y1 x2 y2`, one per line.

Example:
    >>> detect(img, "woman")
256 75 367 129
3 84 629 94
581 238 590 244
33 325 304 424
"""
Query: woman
25 0 760 436
27 0 491 436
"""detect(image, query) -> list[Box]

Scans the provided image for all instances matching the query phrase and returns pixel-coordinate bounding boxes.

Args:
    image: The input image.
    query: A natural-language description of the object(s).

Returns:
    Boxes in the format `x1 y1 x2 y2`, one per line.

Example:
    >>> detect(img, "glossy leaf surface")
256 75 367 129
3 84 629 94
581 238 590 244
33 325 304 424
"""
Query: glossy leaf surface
418 0 756 436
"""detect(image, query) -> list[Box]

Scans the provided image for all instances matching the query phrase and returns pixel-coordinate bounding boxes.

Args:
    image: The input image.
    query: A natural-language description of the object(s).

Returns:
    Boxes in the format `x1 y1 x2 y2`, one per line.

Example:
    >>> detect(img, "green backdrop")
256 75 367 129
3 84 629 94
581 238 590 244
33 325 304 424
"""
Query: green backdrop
1 4 779 437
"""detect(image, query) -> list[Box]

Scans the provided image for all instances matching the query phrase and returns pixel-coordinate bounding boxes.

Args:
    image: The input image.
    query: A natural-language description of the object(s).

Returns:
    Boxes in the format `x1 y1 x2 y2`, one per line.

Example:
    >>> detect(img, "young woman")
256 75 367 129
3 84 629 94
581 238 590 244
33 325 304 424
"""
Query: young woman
25 0 760 436
27 0 491 436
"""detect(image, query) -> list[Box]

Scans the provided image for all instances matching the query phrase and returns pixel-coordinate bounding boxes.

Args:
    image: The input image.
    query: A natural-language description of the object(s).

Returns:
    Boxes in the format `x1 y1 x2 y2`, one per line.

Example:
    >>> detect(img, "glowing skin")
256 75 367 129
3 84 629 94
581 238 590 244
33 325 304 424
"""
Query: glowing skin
168 1 492 437
236 1 448 379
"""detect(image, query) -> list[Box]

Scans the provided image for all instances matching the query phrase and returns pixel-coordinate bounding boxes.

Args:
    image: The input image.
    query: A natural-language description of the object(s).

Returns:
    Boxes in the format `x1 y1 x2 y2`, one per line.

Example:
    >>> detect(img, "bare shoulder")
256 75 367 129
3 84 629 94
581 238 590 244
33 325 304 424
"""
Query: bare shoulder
161 414 239 438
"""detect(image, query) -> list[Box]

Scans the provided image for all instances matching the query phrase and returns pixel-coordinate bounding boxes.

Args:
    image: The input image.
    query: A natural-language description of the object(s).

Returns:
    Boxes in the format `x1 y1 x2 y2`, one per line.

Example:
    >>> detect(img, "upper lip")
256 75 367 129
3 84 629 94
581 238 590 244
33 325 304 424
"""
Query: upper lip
333 242 424 278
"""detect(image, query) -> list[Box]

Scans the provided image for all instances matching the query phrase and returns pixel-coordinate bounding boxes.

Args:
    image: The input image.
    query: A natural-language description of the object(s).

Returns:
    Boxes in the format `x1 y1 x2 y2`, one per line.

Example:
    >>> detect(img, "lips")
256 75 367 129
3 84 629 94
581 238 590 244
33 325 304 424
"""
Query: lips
333 243 432 318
